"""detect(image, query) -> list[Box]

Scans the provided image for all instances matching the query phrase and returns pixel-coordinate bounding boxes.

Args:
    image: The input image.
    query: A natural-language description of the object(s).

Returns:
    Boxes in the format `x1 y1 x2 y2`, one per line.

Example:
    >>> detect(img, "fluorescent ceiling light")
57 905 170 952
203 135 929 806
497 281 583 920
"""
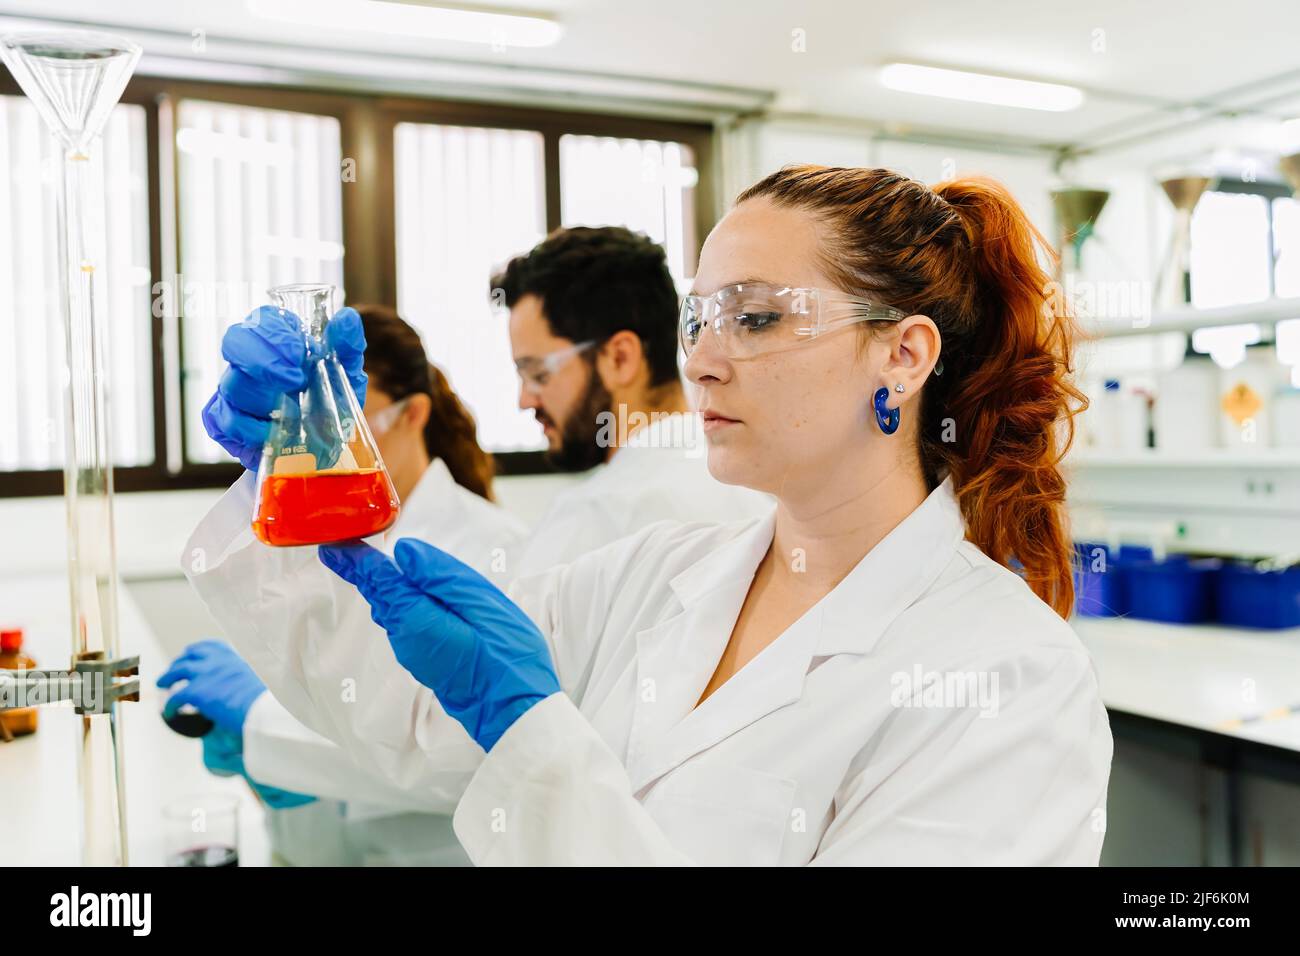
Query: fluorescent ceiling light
247 0 562 48
880 62 1084 112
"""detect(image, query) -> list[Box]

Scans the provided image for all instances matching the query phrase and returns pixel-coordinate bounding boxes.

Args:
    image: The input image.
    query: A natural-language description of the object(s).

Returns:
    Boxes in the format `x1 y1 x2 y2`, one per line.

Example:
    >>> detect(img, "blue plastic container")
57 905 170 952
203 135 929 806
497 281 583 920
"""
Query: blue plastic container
1122 555 1221 624
1074 542 1123 617
1215 563 1300 629
1121 546 1155 561
1073 543 1155 617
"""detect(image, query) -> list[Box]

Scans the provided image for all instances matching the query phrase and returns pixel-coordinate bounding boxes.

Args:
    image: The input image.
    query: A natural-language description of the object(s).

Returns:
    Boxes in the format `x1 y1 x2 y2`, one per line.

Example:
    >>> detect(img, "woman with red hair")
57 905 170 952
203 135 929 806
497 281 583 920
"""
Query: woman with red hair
190 165 1112 866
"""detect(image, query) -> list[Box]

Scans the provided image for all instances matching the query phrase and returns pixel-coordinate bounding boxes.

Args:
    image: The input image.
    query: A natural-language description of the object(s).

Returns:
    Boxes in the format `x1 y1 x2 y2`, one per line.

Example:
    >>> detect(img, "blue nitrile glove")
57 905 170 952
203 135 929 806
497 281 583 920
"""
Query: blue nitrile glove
200 305 367 471
157 640 268 737
158 641 317 810
201 726 318 810
318 538 562 752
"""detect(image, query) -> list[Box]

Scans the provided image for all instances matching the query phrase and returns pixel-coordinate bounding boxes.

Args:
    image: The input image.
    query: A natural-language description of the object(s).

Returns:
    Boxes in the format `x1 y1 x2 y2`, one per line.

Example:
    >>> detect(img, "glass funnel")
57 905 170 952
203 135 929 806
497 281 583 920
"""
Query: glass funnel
0 31 140 151
251 284 400 547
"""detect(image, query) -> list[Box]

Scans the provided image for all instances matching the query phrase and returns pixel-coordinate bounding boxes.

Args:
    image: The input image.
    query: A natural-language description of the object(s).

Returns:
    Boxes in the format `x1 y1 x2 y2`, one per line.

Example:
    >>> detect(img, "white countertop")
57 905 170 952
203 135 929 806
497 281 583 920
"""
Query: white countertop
1073 615 1300 752
0 573 270 867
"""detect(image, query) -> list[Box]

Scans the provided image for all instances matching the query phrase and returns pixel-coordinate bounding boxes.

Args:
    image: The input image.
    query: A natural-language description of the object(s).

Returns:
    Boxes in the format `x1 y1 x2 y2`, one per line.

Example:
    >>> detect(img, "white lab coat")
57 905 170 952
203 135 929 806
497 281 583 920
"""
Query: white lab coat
510 412 772 578
214 414 771 864
239 457 527 866
186 469 1113 866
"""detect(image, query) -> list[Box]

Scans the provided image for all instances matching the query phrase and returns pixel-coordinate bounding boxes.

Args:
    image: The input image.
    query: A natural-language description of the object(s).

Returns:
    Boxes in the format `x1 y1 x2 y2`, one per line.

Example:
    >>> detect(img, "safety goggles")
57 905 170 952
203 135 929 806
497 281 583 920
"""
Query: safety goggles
679 282 908 361
515 339 598 394
365 396 411 436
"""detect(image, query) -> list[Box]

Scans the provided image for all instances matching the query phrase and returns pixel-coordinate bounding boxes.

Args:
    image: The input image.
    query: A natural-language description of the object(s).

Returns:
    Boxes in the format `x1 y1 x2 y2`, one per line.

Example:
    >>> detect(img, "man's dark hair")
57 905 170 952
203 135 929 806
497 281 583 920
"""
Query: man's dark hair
491 226 680 388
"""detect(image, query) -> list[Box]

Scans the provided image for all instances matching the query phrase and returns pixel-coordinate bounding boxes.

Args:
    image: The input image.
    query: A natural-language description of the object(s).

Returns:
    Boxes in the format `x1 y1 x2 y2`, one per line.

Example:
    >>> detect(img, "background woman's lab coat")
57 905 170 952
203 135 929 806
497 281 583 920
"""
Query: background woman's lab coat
186 471 1113 865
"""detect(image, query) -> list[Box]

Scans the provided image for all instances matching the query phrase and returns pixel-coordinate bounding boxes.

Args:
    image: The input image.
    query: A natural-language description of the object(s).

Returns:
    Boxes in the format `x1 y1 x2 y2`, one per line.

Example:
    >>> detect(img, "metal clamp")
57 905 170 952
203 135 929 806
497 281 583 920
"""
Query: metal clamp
0 651 139 717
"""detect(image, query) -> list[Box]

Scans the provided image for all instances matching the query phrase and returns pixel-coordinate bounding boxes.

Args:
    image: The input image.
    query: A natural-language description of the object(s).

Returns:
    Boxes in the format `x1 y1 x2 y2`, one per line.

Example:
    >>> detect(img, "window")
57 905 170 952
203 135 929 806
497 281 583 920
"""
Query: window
0 95 152 471
1189 190 1272 309
1273 195 1300 300
0 71 713 493
394 122 546 453
559 135 698 289
176 100 344 463
390 118 709 457
1188 183 1299 309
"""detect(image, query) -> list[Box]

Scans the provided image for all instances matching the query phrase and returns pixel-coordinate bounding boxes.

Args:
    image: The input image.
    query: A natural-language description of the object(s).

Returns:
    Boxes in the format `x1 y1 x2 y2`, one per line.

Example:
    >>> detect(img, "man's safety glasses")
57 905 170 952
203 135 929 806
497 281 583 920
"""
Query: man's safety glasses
515 339 598 394
679 282 907 360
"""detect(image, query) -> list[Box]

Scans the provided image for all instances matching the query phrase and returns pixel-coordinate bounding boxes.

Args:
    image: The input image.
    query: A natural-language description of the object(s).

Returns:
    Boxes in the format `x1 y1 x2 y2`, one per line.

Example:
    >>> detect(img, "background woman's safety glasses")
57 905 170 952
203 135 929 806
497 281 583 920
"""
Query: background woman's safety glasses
679 283 907 360
365 396 411 437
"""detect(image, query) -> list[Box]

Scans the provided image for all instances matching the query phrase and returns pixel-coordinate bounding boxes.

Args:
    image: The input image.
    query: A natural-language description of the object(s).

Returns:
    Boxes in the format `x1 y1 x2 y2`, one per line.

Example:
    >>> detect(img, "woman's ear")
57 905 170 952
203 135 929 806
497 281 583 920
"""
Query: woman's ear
881 314 941 407
406 392 433 431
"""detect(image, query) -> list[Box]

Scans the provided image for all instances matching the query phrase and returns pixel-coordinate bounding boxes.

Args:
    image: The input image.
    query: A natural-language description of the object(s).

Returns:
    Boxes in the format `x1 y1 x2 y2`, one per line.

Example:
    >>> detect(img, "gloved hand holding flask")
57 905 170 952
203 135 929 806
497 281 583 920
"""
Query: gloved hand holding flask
319 539 562 753
201 283 399 547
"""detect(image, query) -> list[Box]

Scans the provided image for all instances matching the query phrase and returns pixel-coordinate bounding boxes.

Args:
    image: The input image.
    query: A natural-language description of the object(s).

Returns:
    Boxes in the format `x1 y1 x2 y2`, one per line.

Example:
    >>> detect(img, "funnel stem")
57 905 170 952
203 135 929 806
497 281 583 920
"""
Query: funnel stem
56 141 128 867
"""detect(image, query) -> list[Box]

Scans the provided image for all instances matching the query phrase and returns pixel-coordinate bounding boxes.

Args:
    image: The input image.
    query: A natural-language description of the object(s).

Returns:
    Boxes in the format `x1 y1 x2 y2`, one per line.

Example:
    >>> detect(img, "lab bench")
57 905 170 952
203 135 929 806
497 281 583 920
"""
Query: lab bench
0 573 270 867
1075 616 1300 866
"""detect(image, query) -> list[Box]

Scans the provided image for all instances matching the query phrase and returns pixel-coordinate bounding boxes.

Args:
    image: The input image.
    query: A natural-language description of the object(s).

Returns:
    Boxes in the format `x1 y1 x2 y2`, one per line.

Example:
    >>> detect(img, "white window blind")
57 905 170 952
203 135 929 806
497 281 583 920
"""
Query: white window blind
0 96 152 471
394 122 547 453
559 134 698 289
176 100 344 463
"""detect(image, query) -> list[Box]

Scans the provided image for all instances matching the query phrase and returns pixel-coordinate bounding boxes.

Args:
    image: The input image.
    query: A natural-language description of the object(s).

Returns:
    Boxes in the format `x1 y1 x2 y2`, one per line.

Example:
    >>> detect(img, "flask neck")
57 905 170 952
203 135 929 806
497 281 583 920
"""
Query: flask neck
268 285 336 344
298 310 328 342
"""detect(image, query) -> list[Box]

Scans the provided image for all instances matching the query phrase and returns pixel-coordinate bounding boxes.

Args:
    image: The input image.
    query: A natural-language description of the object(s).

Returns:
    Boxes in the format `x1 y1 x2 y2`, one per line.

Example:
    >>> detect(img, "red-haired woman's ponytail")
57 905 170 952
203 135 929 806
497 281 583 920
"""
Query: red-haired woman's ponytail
737 165 1087 618
931 177 1086 617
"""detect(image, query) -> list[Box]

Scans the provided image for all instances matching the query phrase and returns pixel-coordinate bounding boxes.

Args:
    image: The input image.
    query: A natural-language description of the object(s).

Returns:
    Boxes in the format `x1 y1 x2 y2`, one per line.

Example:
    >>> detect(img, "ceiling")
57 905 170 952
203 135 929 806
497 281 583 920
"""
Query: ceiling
5 0 1300 153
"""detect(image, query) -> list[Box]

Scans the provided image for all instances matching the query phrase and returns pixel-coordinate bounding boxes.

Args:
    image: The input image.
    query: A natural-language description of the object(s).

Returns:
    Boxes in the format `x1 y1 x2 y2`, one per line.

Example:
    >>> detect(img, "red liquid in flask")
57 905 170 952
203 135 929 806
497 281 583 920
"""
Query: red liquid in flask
252 469 399 547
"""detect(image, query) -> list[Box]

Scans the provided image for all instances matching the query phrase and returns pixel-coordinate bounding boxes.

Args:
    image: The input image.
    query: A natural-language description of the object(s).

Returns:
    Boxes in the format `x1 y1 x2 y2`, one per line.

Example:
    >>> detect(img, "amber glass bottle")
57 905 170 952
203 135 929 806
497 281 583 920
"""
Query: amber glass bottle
0 628 37 738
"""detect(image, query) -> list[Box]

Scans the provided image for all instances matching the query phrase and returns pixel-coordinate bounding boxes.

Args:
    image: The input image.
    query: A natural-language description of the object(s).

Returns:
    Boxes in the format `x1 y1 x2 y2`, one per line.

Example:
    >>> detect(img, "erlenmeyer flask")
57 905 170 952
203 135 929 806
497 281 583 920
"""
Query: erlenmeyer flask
250 283 400 547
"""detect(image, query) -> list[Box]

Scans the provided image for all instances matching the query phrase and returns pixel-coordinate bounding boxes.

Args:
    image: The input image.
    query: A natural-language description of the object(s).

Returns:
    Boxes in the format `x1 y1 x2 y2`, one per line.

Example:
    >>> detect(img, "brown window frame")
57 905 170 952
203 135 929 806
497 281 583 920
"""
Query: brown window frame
0 72 716 496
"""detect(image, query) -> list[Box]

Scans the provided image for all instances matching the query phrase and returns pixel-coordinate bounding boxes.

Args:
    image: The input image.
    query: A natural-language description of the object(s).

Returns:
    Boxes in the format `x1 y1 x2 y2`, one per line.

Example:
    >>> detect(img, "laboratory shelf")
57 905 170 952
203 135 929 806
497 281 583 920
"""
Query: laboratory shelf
1085 296 1300 339
1066 447 1300 558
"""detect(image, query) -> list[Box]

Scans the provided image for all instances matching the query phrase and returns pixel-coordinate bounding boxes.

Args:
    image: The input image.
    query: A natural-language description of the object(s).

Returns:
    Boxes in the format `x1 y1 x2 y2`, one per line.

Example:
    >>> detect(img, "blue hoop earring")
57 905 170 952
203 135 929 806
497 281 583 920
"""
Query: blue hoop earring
873 386 900 435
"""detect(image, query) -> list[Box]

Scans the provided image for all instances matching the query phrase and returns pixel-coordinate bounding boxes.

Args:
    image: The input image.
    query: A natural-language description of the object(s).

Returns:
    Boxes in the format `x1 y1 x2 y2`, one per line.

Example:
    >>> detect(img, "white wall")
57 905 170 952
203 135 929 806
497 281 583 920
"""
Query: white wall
721 117 1058 235
0 487 224 579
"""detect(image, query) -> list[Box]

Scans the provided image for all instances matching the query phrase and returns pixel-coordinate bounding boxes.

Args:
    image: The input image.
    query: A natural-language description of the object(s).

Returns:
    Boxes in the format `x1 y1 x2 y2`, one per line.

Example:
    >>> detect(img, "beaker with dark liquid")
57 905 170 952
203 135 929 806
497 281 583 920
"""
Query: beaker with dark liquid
163 794 240 867
250 283 400 547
